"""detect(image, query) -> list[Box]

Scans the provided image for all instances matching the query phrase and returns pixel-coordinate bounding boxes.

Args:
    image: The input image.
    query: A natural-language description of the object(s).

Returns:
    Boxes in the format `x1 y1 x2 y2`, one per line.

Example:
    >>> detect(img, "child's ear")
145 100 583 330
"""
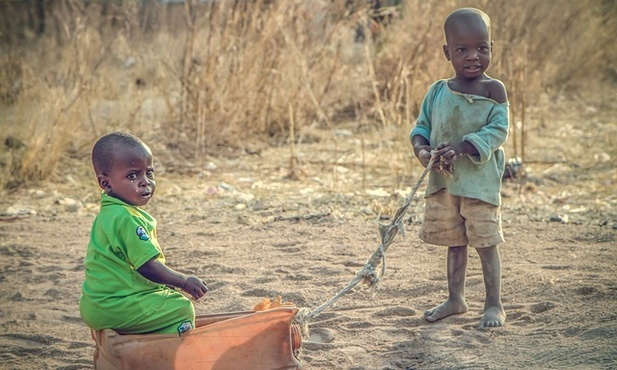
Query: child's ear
443 44 451 61
98 175 111 192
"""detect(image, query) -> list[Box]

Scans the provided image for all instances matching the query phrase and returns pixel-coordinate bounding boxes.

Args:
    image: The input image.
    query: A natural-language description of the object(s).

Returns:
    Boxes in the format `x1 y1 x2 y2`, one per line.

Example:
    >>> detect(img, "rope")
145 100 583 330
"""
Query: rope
294 153 438 335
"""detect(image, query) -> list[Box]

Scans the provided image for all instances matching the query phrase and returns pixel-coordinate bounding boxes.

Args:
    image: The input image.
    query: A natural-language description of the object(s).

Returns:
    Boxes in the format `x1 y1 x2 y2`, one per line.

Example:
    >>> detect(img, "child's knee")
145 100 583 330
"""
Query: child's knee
171 295 195 322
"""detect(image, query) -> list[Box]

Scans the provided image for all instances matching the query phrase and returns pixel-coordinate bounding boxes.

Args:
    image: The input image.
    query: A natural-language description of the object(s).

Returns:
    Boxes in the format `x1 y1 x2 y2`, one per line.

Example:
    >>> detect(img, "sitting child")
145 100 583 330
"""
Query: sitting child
79 132 209 335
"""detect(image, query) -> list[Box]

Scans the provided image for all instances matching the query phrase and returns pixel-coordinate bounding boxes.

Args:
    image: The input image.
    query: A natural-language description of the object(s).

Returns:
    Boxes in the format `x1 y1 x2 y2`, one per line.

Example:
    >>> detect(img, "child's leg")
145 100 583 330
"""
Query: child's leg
116 291 196 335
475 245 506 327
424 245 469 322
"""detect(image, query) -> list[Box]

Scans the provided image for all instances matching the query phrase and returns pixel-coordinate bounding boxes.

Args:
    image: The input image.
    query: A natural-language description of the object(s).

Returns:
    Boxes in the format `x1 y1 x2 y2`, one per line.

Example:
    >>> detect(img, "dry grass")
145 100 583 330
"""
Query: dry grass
0 0 614 191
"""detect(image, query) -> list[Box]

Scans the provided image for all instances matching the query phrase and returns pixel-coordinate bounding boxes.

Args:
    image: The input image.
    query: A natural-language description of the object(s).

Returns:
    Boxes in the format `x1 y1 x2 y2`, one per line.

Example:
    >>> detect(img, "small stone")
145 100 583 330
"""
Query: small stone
123 56 136 68
549 214 569 224
236 192 255 203
4 206 36 216
219 182 233 191
593 152 610 163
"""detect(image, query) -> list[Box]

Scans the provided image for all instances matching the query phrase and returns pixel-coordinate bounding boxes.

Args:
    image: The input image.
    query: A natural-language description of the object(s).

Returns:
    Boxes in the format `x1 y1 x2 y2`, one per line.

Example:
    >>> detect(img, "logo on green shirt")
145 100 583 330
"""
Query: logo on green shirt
136 226 149 241
177 320 193 336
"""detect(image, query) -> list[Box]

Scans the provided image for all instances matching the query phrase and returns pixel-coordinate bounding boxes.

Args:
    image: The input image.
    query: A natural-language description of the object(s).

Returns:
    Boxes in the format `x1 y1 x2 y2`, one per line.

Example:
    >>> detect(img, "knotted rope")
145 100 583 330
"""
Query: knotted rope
294 153 439 336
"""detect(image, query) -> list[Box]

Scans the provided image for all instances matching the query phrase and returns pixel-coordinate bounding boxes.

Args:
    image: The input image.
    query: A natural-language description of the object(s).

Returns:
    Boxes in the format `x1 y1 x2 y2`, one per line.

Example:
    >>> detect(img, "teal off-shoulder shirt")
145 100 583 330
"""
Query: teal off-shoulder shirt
410 79 509 206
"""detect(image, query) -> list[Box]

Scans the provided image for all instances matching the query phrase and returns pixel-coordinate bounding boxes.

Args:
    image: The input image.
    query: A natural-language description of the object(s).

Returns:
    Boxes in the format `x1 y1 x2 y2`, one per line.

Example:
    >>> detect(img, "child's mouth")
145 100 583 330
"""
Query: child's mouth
465 65 482 72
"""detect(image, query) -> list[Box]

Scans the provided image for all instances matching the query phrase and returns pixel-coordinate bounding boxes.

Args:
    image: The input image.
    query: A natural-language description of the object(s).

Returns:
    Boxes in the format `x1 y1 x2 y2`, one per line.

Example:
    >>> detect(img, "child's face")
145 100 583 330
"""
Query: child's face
443 19 492 81
99 144 156 207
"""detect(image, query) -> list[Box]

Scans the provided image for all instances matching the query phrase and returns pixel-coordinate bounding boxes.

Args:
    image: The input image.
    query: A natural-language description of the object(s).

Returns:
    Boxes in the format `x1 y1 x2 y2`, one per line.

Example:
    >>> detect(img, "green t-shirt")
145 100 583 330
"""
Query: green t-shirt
410 79 509 206
80 193 170 330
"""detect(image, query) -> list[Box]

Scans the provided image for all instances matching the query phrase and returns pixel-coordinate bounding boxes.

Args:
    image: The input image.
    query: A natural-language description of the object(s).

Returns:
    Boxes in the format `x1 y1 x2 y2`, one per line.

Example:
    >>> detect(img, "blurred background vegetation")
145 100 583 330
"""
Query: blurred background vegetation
0 0 615 191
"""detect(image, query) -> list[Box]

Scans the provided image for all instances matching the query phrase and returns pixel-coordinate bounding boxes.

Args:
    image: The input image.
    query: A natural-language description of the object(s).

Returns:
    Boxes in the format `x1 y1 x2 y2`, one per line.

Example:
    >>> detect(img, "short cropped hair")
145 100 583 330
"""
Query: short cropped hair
444 8 491 40
92 132 145 176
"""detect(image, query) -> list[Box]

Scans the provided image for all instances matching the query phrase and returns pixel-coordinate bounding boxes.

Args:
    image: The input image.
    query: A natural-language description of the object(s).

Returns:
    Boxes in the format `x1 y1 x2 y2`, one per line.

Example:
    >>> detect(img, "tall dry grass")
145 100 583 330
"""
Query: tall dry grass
0 0 614 191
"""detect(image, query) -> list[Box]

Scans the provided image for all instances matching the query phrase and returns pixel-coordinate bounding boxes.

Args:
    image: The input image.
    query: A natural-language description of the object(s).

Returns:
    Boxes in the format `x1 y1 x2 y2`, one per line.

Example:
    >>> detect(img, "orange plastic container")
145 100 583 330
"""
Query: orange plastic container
90 307 302 370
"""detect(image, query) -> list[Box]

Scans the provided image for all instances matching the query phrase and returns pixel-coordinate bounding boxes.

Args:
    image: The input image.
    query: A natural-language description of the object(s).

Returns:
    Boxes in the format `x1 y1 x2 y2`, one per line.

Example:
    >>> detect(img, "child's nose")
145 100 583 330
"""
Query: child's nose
466 50 479 59
139 176 152 187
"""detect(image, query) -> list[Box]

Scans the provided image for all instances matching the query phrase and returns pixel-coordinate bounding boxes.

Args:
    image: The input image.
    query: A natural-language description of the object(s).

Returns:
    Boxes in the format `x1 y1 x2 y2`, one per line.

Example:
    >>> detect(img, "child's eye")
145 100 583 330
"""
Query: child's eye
479 46 489 52
456 48 465 53
147 170 155 179
127 173 137 180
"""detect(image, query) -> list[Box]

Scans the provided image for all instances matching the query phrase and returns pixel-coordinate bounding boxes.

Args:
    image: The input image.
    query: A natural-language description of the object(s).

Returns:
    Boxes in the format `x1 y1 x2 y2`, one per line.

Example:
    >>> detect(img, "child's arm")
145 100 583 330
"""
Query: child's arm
137 259 208 300
410 80 444 168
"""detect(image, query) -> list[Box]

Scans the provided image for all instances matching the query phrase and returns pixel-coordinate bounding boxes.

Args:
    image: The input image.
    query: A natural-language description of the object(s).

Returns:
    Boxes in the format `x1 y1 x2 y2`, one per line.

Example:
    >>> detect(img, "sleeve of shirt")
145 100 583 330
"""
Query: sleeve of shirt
410 81 441 142
463 102 509 164
112 211 161 270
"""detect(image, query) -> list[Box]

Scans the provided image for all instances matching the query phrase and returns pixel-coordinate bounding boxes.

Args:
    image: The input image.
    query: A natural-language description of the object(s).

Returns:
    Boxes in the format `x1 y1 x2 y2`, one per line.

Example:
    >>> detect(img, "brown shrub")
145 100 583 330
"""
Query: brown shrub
0 0 613 189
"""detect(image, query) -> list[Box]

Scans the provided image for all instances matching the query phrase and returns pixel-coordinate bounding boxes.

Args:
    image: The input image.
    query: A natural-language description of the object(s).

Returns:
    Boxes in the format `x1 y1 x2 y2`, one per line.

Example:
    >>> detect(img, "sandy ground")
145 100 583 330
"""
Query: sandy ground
1 93 616 369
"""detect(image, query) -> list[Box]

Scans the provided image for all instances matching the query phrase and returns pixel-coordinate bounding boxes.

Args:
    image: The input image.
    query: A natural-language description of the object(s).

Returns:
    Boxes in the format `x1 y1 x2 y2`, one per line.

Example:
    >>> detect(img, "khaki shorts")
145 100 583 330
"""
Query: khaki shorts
419 189 504 248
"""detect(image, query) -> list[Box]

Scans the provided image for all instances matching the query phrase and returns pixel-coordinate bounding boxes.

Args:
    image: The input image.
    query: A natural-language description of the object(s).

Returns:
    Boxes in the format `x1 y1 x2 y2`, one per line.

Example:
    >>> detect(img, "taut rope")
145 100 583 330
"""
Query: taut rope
294 153 438 335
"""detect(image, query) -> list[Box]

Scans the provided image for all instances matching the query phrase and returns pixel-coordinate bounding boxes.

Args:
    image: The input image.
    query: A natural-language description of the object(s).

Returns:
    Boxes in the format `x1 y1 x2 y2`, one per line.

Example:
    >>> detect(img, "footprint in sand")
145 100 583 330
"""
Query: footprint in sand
1 332 92 368
303 327 338 352
345 320 374 329
0 245 36 258
308 327 336 344
530 301 556 313
372 306 417 318
271 242 302 254
241 288 279 298
62 315 84 324
575 286 598 296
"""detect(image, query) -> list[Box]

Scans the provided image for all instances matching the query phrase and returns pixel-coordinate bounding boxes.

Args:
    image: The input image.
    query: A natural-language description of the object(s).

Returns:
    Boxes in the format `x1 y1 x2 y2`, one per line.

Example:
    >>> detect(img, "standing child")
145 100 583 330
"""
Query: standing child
410 8 508 328
80 132 209 335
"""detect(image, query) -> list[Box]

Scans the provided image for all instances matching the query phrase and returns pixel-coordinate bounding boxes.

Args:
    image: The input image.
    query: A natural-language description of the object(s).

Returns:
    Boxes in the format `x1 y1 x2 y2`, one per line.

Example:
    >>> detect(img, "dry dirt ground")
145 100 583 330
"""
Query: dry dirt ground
0 91 616 369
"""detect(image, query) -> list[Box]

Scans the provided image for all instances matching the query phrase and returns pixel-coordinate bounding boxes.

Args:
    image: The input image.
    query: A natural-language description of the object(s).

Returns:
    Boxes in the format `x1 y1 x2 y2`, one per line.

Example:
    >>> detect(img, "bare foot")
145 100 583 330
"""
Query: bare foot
479 304 506 328
424 299 468 322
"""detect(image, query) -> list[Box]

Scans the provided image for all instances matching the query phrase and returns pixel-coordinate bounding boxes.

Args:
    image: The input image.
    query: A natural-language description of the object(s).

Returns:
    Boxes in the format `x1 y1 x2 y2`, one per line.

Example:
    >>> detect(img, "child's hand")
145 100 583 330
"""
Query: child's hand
434 141 471 165
182 276 209 300
414 145 433 168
